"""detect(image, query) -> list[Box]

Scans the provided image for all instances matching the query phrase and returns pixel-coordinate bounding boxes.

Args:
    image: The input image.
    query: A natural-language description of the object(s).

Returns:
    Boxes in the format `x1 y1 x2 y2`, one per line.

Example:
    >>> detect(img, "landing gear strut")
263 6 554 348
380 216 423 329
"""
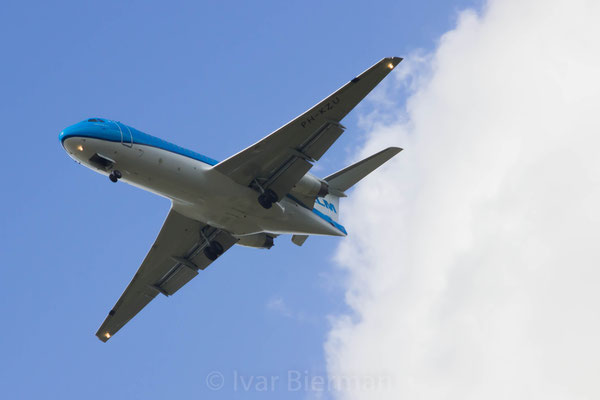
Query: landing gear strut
109 170 122 183
203 241 224 261
257 189 278 209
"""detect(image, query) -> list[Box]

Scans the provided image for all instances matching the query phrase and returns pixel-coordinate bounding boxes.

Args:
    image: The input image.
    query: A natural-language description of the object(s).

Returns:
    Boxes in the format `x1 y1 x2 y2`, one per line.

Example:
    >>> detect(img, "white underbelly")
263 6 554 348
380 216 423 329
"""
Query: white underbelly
68 138 340 236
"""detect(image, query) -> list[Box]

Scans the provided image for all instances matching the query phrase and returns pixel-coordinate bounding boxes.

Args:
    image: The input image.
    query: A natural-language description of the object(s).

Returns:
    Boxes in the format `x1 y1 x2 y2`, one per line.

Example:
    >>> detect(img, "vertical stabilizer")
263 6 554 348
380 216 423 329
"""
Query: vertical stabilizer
291 147 401 245
314 194 340 222
319 147 402 223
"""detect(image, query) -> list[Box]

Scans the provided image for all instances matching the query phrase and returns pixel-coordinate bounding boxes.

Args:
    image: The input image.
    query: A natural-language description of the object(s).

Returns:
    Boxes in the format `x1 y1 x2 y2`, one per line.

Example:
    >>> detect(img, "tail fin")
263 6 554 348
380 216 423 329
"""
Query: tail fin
325 147 402 193
293 147 401 245
312 147 402 224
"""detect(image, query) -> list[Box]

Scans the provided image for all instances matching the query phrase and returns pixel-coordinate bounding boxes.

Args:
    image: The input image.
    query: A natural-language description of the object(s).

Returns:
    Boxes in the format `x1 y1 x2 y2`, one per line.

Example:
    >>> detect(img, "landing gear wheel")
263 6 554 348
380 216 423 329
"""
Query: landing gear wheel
258 194 273 209
109 170 122 183
210 241 224 255
203 246 218 261
258 189 278 209
265 189 278 203
204 241 223 260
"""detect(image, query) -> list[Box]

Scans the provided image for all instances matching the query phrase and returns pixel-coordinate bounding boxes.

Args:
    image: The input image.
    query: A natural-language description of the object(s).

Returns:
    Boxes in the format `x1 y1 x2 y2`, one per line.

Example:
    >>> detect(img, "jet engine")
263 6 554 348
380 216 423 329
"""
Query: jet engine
292 173 329 198
236 233 275 249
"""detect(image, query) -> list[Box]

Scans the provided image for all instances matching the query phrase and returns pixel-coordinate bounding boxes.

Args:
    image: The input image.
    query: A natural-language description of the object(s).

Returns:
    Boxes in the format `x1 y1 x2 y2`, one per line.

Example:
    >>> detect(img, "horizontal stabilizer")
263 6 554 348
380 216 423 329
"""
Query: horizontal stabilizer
325 147 402 192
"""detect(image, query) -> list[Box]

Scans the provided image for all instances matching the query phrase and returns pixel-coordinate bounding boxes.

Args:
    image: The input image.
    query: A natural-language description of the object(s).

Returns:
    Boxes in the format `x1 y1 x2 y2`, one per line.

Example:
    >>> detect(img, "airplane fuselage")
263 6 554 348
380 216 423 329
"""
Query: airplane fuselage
60 119 346 239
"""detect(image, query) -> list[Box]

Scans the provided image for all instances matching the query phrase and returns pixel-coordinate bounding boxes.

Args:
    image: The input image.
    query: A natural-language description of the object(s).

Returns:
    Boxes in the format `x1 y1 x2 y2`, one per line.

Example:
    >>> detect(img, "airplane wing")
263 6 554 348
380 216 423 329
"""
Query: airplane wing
95 208 237 342
214 57 402 202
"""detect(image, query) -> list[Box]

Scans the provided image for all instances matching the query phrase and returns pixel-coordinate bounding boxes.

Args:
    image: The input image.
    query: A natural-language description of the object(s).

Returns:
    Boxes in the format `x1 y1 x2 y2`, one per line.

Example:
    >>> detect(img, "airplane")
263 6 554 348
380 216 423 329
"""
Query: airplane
59 57 403 342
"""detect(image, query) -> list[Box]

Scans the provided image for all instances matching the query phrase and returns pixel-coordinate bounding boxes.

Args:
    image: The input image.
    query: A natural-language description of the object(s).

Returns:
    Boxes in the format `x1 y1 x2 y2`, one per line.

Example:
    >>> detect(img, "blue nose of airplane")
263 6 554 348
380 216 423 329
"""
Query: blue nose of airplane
59 118 116 147
59 122 85 144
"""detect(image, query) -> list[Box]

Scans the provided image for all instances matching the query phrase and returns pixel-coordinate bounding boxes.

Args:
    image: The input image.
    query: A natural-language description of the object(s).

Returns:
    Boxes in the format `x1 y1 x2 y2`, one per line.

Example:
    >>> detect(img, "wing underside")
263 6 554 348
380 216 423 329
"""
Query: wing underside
96 208 237 342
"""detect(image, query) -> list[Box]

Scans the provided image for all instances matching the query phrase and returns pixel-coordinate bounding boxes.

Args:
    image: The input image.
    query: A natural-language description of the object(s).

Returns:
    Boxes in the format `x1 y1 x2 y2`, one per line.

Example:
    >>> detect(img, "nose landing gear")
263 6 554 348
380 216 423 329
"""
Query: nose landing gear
109 170 122 183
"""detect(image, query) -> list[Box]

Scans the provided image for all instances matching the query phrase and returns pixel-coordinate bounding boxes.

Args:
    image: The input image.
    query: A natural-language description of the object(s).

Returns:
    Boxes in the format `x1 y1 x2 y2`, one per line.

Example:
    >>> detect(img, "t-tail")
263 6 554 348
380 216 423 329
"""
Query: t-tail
293 147 402 245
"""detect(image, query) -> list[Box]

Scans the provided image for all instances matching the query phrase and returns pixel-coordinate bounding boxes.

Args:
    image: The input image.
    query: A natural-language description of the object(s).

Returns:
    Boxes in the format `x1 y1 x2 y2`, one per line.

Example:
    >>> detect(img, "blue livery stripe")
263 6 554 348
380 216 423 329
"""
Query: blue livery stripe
311 207 348 235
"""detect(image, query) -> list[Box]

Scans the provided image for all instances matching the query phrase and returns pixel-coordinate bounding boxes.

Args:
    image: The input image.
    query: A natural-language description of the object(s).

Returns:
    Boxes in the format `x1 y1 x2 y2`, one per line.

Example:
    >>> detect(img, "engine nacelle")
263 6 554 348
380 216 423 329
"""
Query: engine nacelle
292 173 329 198
236 233 275 249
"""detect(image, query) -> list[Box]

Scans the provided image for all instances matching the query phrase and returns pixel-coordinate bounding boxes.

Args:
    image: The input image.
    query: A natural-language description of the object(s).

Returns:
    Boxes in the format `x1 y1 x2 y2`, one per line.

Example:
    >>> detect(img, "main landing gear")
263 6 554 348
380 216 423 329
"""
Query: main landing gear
203 241 224 261
257 189 278 209
199 226 224 262
109 170 122 183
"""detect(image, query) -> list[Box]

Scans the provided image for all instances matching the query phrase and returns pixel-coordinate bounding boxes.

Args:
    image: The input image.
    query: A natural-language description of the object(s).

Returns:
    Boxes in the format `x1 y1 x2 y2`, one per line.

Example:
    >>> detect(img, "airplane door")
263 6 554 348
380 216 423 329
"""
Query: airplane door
112 121 133 148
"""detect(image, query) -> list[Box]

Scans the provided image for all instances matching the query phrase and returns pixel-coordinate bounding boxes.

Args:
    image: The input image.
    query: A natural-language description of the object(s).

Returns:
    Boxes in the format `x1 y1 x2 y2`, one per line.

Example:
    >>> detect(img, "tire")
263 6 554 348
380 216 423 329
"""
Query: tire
203 246 218 261
258 194 272 209
211 241 224 255
265 189 278 203
113 170 122 179
109 174 118 183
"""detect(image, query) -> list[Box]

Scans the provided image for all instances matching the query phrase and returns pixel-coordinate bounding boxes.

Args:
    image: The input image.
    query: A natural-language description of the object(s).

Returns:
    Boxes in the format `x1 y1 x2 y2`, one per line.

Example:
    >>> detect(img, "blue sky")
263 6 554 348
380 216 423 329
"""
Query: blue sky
0 1 479 398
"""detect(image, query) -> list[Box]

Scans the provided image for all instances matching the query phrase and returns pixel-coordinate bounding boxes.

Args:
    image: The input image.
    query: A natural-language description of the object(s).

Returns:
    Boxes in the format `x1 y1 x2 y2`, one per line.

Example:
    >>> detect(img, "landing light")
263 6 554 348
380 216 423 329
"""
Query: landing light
104 332 111 339
387 62 394 70
77 145 84 152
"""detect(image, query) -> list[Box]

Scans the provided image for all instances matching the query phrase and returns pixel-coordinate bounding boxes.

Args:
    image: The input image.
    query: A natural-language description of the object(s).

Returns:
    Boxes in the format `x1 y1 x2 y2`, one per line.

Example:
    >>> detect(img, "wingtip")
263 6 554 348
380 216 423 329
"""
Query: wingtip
96 331 111 343
381 57 403 71
388 56 403 66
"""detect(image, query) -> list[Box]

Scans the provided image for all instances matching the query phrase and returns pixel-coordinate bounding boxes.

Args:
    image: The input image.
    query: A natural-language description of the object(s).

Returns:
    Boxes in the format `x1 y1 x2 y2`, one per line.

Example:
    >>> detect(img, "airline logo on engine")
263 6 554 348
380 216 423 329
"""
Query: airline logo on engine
316 197 337 213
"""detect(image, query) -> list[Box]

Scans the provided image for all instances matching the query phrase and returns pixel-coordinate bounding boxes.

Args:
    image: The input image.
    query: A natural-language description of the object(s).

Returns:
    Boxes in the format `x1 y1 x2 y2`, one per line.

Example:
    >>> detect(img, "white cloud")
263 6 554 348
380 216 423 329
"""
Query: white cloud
325 0 600 399
266 296 315 323
267 296 294 318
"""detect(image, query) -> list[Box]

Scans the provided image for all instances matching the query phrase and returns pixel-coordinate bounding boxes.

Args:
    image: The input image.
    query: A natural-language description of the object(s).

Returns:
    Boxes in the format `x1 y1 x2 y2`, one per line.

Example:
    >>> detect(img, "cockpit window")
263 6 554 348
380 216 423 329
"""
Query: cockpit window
87 118 105 123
